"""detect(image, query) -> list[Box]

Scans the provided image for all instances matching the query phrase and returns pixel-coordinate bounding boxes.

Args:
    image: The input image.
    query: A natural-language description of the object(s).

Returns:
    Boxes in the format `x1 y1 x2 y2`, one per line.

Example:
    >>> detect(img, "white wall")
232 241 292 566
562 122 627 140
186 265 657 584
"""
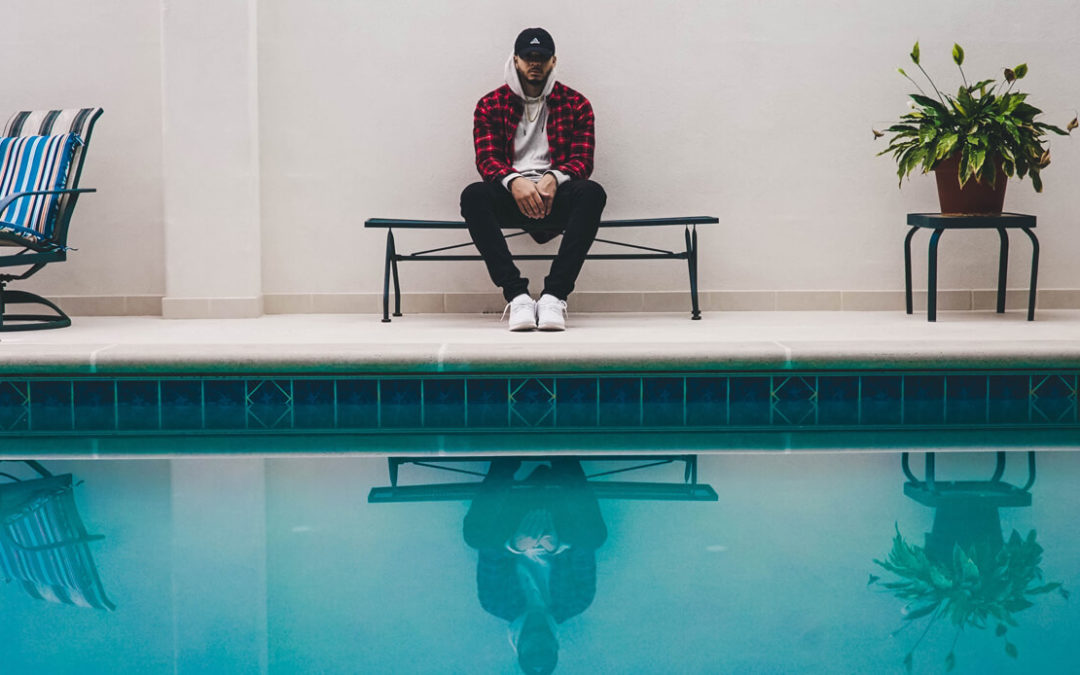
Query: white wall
257 0 1080 304
7 0 1080 313
0 0 164 306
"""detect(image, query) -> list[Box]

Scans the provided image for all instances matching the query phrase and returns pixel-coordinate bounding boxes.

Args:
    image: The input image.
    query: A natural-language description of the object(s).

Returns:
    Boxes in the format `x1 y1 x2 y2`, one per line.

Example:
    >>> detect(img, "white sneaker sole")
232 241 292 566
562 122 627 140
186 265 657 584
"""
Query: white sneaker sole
537 321 565 331
509 321 536 332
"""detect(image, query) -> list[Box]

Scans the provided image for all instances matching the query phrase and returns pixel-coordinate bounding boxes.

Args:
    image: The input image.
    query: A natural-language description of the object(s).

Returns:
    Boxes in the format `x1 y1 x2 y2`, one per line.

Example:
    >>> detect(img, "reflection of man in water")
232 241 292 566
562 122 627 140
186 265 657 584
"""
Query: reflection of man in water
463 458 608 675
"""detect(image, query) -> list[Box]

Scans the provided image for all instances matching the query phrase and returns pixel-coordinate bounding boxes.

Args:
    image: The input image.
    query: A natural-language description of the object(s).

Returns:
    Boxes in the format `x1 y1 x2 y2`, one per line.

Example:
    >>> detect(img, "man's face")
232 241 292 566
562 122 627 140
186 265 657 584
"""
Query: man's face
515 52 556 87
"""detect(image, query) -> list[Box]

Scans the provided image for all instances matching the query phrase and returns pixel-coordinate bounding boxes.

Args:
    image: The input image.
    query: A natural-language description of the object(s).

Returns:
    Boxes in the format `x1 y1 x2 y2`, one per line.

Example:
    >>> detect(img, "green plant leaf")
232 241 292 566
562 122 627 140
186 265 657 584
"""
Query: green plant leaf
936 133 960 159
1003 597 1035 613
959 146 973 186
904 601 941 621
1012 102 1042 121
1005 642 1019 658
930 566 953 589
1034 122 1069 135
971 148 987 175
911 94 948 116
1026 582 1062 595
952 44 965 66
1014 63 1028 79
981 158 997 187
1031 170 1043 192
911 41 920 65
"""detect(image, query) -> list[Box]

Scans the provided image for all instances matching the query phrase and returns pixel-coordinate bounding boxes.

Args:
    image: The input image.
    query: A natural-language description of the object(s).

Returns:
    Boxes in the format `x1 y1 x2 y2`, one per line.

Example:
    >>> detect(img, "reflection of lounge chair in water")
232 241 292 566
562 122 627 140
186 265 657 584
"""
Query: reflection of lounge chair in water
0 460 115 610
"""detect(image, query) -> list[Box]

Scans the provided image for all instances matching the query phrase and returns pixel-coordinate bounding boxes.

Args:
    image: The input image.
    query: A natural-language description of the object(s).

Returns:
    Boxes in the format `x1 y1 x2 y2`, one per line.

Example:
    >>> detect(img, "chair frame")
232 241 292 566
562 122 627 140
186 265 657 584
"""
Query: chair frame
0 109 102 331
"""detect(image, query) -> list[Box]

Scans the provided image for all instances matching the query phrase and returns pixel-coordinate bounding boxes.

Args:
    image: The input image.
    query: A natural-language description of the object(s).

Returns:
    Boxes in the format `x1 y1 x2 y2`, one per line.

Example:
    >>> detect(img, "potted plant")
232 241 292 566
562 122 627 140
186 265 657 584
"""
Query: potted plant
876 42 1076 213
870 524 1068 673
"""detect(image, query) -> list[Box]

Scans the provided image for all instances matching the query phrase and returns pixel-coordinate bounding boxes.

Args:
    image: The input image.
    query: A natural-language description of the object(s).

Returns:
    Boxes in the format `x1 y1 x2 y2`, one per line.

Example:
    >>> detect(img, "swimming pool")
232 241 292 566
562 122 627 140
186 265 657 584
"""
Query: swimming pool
0 448 1076 674
1 366 1077 674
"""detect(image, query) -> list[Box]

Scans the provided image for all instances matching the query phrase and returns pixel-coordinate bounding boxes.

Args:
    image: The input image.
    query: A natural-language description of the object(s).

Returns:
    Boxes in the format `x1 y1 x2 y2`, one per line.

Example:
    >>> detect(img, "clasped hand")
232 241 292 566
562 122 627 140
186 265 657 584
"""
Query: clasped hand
510 174 557 219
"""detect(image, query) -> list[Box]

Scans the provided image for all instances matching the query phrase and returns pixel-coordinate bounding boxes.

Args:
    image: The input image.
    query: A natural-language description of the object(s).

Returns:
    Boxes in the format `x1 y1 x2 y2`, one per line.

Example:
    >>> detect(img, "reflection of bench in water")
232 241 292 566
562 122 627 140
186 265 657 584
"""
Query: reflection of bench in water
368 455 718 503
0 460 115 610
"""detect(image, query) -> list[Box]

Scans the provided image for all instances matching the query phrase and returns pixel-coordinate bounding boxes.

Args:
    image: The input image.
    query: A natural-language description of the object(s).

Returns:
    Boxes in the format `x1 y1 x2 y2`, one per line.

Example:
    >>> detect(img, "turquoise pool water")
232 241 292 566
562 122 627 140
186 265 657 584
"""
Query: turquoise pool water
1 447 1077 674
2 367 1077 673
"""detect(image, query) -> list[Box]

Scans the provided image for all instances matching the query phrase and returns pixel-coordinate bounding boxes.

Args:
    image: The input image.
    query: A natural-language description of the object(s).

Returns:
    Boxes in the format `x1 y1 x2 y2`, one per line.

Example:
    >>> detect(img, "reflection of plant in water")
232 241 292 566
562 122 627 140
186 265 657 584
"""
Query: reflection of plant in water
870 525 1068 673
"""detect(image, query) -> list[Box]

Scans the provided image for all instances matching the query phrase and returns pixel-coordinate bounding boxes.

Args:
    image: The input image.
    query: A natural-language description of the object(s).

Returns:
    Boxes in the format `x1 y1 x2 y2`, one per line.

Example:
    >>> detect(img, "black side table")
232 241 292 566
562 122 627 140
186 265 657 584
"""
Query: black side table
904 213 1039 322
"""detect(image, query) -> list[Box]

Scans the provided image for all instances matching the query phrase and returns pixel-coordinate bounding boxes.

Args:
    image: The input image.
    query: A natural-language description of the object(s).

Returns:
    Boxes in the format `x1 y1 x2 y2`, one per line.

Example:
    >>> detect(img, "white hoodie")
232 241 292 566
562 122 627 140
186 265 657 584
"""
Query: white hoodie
500 54 570 191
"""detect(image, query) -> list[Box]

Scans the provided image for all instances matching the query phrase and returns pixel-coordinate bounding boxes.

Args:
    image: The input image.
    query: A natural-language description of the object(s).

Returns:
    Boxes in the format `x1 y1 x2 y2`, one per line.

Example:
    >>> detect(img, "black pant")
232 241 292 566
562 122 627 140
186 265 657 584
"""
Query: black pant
462 458 608 551
460 179 607 302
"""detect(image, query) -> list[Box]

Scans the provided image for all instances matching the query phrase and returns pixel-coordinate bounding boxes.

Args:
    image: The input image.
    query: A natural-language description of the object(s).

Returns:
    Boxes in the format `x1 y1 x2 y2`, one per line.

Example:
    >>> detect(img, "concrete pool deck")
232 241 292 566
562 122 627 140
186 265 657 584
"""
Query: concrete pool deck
2 310 1080 374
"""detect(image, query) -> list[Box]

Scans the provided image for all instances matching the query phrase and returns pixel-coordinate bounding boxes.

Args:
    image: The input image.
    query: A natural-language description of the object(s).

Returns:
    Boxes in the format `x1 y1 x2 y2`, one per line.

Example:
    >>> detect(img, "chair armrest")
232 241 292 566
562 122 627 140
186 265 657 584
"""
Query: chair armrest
0 188 96 220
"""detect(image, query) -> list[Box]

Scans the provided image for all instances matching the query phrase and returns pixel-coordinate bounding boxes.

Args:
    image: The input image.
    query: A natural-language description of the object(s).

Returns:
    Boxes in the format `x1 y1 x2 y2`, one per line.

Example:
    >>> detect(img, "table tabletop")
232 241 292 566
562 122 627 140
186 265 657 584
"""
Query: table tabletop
907 213 1036 229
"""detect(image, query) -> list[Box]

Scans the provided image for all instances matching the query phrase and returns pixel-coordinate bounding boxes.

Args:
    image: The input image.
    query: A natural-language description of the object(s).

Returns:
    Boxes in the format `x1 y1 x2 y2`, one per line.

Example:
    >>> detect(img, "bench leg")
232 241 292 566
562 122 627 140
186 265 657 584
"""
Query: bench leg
1021 226 1039 321
996 227 1009 313
381 230 393 322
685 225 701 320
389 230 402 317
904 226 917 314
927 228 944 322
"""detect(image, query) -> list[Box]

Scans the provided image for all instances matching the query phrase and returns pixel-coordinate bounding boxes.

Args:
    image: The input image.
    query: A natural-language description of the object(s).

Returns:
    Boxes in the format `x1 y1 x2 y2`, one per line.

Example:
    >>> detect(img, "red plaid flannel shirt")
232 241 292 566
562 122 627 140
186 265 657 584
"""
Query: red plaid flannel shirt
473 82 595 183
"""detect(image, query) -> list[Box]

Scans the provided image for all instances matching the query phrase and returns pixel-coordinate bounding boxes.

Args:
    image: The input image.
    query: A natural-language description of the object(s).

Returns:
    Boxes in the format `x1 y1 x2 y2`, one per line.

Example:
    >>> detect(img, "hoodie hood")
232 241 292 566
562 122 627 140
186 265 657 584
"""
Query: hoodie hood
504 53 557 99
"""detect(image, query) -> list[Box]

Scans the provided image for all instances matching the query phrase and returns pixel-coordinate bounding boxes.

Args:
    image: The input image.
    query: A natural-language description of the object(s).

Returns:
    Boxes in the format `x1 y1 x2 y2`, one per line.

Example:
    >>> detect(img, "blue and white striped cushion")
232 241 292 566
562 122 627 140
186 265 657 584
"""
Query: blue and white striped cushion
0 134 81 242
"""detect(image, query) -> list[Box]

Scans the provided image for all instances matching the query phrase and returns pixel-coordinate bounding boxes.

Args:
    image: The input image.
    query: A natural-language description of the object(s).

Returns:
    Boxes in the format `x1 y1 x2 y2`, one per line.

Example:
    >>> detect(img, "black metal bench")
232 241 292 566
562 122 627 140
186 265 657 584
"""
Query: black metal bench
364 216 718 322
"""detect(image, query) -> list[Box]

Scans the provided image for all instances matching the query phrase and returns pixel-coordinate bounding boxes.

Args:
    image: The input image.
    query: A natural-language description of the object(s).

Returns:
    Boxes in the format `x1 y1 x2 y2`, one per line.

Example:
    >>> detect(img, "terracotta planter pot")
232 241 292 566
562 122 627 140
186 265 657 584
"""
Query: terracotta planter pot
933 153 1007 214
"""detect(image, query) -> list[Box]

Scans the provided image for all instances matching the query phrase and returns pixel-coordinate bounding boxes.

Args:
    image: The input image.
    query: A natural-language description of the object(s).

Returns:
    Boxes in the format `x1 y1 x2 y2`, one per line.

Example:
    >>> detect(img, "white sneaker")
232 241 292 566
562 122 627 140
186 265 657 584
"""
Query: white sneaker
536 294 567 331
502 294 537 331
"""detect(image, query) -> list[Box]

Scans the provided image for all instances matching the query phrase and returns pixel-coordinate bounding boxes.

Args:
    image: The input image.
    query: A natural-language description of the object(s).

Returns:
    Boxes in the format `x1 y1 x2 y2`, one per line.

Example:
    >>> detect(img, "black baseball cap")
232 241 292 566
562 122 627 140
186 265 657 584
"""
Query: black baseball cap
514 28 555 59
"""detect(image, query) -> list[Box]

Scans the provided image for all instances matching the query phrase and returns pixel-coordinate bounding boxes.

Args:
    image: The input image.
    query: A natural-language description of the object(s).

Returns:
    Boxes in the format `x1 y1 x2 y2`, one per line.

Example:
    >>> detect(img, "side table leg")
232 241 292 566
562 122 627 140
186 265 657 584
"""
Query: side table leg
904 226 918 315
1021 226 1039 321
927 228 944 322
996 228 1009 313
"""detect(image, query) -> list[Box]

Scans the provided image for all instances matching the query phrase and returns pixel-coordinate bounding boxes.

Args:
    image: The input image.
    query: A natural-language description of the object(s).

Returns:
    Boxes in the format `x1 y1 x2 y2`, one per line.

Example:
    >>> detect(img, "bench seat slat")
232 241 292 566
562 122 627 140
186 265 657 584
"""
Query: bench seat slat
365 216 718 229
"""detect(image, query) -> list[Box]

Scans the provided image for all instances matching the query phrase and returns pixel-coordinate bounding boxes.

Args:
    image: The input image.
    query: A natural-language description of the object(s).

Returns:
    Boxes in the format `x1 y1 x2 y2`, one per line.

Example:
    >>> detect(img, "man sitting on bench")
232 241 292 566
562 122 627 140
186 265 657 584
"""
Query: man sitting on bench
461 27 607 332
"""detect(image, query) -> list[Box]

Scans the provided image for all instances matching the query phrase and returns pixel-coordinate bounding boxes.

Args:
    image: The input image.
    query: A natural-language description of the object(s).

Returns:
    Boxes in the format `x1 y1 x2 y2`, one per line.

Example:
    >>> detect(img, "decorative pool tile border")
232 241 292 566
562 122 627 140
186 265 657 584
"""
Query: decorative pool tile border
0 371 1076 434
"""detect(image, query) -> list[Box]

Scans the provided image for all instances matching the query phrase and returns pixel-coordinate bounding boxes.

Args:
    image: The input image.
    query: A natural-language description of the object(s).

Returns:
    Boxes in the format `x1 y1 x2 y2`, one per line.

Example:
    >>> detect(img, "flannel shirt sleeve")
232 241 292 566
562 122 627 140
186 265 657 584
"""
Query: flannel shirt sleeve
553 97 595 180
473 98 515 183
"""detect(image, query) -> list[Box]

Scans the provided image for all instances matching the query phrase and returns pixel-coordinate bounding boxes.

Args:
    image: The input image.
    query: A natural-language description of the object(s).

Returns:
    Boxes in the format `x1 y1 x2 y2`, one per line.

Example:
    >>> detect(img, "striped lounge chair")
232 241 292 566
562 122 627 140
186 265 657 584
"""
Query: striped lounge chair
0 108 103 331
0 461 115 610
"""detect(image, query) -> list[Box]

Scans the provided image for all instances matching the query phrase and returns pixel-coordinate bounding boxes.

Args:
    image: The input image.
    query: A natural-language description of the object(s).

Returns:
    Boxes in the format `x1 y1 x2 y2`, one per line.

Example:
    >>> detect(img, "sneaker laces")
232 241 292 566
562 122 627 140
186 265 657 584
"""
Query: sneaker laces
501 296 534 322
538 296 567 315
